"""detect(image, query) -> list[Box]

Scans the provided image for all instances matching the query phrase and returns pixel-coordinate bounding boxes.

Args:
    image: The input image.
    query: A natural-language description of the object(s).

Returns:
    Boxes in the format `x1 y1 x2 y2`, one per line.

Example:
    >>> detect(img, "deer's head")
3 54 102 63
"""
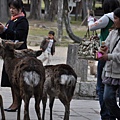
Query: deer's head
0 40 23 58
2 40 23 50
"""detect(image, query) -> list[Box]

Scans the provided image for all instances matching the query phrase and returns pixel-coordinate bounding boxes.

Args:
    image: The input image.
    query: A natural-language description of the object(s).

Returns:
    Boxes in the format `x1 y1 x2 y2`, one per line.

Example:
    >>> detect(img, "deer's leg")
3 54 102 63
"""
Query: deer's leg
9 87 18 109
23 96 30 120
49 96 55 120
34 92 42 120
42 92 47 120
17 97 22 120
58 94 70 120
0 95 5 120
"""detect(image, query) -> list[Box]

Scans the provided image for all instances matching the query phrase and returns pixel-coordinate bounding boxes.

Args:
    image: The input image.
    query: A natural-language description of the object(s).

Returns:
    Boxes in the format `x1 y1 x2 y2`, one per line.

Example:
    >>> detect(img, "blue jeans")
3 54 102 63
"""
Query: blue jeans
97 60 114 119
104 84 120 120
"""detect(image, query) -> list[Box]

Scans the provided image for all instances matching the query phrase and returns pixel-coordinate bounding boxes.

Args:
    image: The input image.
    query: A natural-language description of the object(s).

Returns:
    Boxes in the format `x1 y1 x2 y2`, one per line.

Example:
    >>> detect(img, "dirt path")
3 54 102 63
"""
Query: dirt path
28 45 68 65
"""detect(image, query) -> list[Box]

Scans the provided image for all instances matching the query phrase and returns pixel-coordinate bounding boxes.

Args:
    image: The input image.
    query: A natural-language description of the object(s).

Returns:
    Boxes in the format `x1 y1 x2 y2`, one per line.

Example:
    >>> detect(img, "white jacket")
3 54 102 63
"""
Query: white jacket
104 29 120 78
88 12 114 31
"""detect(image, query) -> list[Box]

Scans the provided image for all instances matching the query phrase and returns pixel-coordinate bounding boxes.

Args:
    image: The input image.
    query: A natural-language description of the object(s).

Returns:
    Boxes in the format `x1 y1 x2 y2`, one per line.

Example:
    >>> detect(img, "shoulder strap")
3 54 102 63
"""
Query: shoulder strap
111 38 120 53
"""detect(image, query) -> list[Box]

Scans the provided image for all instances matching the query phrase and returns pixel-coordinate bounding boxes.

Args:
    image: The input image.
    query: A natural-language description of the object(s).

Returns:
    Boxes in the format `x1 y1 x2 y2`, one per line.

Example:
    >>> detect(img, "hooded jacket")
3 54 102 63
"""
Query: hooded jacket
104 29 120 78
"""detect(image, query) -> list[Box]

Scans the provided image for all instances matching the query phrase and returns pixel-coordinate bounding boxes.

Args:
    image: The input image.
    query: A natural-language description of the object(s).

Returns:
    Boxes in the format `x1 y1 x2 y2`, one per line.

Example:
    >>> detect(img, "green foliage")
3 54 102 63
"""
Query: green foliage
29 27 49 37
95 3 102 8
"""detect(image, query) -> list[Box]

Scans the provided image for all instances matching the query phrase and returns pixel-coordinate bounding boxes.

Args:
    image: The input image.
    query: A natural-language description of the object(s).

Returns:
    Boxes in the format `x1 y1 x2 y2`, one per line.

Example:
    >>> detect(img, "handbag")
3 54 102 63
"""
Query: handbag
78 28 100 60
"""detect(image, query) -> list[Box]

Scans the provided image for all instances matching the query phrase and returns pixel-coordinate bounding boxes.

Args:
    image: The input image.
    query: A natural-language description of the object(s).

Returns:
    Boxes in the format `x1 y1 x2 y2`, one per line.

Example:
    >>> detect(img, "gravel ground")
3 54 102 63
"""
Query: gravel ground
28 45 68 65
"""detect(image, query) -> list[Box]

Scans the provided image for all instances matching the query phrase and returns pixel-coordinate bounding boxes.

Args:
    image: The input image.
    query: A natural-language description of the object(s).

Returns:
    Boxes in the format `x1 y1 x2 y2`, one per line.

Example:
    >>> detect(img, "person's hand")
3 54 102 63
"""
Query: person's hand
99 53 108 61
0 22 5 33
87 16 95 22
100 46 108 54
40 48 43 51
88 15 97 22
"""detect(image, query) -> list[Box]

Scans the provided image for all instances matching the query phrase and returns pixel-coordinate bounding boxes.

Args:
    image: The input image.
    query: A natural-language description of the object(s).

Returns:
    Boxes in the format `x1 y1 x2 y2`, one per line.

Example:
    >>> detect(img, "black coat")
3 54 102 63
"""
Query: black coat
0 16 29 87
0 16 29 49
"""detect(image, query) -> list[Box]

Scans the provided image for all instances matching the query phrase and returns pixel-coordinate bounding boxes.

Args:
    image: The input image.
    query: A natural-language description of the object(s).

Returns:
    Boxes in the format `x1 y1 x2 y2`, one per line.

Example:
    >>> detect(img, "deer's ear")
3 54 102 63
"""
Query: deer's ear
15 42 24 49
36 50 42 57
1 40 6 48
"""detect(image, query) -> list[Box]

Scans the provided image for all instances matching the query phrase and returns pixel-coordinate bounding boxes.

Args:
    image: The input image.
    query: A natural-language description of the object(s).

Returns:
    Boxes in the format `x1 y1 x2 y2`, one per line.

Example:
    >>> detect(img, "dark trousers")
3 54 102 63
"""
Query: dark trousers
97 60 114 119
104 84 120 120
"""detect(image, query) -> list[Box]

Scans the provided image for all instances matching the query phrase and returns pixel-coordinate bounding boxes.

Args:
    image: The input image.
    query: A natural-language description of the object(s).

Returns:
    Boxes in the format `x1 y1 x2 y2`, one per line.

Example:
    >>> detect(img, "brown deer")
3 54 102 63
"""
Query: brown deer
12 47 77 120
42 64 77 120
0 95 5 120
0 40 45 120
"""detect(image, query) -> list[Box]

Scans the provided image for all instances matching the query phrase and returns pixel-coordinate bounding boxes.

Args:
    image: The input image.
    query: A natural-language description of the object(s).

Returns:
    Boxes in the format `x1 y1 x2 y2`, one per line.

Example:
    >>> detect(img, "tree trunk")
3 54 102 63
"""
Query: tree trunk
0 0 8 22
43 0 50 19
28 0 42 20
81 0 87 26
57 0 63 42
75 1 82 21
63 0 83 43
47 0 58 21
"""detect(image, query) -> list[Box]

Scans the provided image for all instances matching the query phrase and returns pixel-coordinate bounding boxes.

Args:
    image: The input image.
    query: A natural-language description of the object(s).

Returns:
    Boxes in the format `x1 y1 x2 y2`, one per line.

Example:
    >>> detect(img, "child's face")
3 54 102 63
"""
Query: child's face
48 34 54 39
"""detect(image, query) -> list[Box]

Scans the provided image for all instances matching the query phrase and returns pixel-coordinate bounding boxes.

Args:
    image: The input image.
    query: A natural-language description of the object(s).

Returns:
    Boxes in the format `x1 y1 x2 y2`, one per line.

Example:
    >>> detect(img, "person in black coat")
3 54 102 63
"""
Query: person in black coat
0 0 29 112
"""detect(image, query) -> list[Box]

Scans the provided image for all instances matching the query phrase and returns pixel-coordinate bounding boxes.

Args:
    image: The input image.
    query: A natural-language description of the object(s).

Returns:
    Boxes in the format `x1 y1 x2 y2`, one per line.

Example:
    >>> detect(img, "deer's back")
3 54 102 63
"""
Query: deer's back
12 57 45 95
44 64 77 97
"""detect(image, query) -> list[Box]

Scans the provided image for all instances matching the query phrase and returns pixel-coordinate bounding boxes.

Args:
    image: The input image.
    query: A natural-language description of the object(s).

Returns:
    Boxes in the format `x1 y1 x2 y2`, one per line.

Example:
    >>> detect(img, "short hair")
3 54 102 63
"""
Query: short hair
8 0 26 17
8 0 23 10
103 0 120 14
48 31 55 36
114 7 120 18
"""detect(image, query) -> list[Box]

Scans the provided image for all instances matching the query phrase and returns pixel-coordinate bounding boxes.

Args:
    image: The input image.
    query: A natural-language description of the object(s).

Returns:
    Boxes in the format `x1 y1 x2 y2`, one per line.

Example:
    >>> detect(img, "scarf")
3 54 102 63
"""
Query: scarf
11 12 25 21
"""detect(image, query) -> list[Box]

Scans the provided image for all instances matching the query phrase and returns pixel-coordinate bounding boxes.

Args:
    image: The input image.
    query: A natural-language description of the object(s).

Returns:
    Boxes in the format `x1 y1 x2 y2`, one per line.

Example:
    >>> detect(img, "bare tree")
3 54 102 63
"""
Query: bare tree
43 0 50 19
0 0 8 22
48 0 58 21
75 1 82 21
43 0 58 21
81 0 87 25
57 0 63 42
63 0 83 43
29 0 42 19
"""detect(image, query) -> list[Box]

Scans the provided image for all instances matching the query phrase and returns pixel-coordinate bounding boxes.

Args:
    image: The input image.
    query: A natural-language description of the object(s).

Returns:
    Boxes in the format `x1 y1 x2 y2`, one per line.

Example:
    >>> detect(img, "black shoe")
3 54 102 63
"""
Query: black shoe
4 108 17 112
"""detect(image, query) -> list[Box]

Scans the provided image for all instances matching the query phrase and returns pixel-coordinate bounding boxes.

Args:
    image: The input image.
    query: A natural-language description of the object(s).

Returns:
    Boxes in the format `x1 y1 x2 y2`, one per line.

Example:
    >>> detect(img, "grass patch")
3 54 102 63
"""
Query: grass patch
28 19 100 47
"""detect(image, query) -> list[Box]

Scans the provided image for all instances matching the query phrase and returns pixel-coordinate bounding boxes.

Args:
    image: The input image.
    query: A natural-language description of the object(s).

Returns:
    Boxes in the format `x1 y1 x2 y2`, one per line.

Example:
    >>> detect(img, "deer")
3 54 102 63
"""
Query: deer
0 95 5 120
42 64 77 120
0 40 45 120
12 47 77 120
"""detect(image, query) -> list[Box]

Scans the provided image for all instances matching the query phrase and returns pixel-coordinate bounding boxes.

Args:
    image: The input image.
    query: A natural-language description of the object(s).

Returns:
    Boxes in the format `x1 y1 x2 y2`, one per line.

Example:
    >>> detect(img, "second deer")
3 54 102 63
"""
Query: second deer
42 64 77 120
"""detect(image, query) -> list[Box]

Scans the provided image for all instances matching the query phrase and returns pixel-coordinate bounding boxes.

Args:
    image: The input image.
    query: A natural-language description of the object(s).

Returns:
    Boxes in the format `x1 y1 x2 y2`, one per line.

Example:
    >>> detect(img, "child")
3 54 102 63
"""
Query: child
40 31 56 65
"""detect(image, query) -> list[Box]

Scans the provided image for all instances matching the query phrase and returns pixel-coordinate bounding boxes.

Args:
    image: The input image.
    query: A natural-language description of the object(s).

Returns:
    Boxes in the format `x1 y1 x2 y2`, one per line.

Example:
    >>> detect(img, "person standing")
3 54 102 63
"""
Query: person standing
40 31 56 65
0 0 29 112
88 0 120 120
99 7 120 120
